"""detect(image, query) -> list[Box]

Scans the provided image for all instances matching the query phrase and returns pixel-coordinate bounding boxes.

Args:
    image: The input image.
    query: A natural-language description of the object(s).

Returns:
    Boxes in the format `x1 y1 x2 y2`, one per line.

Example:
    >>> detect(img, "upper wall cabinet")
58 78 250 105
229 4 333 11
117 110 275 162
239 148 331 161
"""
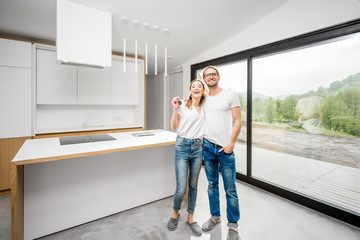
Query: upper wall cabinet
56 0 112 68
78 67 111 104
0 38 31 68
37 48 78 104
0 39 32 138
35 46 145 133
36 46 144 106
111 56 141 105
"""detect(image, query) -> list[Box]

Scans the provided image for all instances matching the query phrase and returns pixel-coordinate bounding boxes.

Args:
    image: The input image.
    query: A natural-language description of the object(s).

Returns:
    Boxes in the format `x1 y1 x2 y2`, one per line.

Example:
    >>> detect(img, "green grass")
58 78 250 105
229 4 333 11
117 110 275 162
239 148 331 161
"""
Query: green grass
256 122 358 138
318 128 358 138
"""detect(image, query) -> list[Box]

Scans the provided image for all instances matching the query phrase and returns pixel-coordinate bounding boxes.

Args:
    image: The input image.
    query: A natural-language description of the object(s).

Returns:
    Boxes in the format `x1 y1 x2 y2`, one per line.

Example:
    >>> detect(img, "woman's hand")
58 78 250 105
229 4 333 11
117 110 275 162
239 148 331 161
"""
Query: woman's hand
170 97 181 131
172 97 181 111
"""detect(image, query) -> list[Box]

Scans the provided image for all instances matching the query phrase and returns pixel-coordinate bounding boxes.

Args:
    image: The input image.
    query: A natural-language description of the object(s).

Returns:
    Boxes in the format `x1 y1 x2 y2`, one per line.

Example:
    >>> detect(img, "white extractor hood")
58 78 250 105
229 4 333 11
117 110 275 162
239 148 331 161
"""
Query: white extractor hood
56 0 112 68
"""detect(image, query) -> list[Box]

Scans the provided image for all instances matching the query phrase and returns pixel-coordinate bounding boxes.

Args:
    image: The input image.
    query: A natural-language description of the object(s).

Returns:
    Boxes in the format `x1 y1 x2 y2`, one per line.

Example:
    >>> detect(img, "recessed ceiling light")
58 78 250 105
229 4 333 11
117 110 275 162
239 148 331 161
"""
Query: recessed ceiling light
163 28 170 34
153 25 160 32
133 19 141 27
143 22 150 29
121 16 129 24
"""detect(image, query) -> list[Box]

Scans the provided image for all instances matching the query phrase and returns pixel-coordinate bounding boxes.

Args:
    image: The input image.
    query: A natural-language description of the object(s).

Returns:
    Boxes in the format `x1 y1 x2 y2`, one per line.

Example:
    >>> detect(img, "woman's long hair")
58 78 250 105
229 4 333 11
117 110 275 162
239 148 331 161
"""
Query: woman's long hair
185 79 206 109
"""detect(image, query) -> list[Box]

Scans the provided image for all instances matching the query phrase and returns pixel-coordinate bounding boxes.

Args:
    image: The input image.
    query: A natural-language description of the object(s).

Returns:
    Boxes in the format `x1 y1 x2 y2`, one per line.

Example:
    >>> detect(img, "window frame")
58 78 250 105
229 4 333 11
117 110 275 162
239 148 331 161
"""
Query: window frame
191 18 360 227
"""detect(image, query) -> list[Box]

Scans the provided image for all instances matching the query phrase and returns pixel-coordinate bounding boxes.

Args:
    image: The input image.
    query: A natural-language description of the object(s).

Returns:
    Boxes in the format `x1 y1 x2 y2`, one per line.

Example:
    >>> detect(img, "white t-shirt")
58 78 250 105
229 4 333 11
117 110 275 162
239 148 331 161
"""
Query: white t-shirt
177 100 204 139
203 89 241 147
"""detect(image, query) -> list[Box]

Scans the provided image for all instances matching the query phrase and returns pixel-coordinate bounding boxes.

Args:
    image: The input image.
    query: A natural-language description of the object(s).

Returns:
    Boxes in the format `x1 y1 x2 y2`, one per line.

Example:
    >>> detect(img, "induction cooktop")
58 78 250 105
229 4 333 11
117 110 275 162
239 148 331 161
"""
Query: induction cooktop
59 134 116 145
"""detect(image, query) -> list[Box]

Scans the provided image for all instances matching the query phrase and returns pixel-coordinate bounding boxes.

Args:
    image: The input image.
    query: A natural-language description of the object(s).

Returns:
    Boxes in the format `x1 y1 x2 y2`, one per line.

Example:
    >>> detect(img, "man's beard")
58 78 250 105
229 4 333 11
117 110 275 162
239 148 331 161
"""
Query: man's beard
207 81 218 88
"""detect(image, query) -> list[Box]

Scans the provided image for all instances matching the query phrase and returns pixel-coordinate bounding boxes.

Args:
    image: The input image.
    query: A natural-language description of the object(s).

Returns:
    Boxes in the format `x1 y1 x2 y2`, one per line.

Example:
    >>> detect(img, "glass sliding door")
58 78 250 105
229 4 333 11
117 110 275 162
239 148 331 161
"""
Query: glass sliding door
192 20 360 226
252 33 360 215
196 61 247 174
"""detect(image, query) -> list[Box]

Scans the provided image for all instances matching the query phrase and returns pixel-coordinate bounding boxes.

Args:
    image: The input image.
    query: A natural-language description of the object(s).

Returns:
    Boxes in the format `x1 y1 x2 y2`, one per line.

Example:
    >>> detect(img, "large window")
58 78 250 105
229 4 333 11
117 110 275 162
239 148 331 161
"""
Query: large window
252 34 360 215
191 19 360 227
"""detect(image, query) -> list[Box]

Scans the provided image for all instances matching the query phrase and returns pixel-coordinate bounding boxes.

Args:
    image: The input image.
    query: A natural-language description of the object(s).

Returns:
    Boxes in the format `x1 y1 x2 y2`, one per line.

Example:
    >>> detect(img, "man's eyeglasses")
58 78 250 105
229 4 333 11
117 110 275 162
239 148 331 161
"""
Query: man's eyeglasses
204 73 217 79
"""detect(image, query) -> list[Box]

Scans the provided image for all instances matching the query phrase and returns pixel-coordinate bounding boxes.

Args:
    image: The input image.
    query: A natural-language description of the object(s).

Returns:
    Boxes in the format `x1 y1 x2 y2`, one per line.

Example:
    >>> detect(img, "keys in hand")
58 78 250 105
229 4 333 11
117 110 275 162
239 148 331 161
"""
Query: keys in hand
172 97 181 110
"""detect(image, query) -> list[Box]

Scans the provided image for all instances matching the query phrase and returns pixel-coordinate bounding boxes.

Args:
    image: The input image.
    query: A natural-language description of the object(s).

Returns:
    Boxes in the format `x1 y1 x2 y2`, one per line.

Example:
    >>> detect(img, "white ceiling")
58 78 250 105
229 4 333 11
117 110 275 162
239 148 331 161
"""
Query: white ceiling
0 0 287 75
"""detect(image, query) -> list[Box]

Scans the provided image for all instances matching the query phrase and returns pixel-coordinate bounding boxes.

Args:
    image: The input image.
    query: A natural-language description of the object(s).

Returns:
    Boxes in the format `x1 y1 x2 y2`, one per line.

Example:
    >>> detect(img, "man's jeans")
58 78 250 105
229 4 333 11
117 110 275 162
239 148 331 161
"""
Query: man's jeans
203 138 240 228
173 136 203 214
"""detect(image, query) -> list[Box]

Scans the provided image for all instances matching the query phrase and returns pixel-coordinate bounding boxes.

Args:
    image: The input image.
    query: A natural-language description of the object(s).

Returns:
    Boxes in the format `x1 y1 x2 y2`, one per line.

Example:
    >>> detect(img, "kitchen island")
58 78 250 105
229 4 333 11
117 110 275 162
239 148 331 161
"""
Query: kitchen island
11 129 177 240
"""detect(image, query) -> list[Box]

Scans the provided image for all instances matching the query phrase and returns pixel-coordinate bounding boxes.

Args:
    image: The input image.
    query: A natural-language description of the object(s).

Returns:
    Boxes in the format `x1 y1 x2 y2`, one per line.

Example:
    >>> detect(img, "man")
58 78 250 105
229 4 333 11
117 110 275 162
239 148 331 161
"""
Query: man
201 66 242 240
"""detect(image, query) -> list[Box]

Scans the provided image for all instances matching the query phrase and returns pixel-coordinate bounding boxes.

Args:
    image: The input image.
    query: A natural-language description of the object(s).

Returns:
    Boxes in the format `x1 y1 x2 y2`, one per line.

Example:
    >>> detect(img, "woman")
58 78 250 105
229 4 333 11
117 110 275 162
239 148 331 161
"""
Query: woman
167 79 206 236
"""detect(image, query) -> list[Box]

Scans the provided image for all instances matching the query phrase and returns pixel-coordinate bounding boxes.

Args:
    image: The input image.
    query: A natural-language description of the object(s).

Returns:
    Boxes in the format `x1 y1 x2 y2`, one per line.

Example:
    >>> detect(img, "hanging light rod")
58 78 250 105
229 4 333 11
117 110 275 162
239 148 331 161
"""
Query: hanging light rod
145 43 148 74
164 46 167 76
155 44 157 75
135 40 138 73
123 38 126 72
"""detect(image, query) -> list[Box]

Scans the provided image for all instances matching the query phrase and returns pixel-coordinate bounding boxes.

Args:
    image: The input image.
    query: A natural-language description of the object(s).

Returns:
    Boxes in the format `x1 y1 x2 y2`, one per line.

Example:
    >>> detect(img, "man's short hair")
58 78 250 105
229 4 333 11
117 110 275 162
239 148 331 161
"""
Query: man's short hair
202 66 220 79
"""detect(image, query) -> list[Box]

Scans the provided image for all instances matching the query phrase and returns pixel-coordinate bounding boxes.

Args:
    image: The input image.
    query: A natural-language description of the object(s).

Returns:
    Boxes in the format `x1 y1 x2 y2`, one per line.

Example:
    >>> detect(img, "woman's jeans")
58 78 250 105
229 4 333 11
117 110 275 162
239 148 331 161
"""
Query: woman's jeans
173 136 203 214
203 138 240 228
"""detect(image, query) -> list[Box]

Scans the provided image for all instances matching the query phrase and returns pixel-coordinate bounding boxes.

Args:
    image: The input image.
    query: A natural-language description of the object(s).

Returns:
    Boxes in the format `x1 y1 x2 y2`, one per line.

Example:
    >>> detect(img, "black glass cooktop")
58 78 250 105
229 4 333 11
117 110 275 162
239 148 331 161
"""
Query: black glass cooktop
59 134 116 145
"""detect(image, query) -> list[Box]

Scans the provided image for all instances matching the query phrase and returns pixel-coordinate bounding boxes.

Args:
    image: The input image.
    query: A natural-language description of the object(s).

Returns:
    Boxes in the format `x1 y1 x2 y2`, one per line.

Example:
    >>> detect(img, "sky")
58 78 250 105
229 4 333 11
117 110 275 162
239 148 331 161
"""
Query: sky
215 32 360 98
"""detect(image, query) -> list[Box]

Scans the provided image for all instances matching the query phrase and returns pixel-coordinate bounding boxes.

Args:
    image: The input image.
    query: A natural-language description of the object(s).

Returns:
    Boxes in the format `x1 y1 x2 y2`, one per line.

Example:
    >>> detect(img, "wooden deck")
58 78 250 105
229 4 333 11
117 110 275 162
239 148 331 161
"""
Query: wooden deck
234 143 360 215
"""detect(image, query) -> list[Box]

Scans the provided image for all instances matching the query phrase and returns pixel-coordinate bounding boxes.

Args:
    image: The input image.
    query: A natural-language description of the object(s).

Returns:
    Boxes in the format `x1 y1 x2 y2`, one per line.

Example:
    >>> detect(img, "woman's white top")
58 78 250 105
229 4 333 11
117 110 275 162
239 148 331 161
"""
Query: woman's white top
177 100 204 139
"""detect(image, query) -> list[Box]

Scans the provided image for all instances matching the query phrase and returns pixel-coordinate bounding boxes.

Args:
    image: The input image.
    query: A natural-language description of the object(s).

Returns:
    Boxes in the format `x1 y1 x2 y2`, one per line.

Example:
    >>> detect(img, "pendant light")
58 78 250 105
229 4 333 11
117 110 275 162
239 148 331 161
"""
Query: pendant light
145 43 148 74
135 40 138 73
123 38 126 72
155 44 157 75
164 46 167 76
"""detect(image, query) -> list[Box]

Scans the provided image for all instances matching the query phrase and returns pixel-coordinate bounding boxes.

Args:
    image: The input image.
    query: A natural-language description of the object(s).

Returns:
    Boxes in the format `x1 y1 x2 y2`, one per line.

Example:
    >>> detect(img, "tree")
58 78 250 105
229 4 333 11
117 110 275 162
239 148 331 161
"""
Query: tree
321 91 360 137
329 81 342 93
252 97 266 121
276 99 282 121
336 89 360 136
317 86 326 95
337 89 360 119
266 97 276 123
279 96 298 121
322 95 350 131
239 94 247 120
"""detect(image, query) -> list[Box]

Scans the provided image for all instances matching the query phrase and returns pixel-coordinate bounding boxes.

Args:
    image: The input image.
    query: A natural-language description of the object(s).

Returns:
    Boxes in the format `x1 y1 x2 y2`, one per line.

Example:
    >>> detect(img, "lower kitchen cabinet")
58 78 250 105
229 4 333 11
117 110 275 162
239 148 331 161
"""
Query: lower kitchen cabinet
0 137 29 192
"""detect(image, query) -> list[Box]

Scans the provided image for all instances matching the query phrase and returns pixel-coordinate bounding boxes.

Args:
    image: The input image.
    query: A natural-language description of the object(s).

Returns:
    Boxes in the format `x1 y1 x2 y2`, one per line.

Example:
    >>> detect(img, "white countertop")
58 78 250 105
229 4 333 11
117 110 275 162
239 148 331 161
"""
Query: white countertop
13 129 177 165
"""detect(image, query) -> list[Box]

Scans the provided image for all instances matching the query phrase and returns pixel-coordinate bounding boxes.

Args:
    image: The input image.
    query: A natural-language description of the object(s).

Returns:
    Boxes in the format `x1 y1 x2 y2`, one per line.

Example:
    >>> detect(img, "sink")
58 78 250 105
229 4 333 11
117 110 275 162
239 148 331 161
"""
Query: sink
59 134 116 145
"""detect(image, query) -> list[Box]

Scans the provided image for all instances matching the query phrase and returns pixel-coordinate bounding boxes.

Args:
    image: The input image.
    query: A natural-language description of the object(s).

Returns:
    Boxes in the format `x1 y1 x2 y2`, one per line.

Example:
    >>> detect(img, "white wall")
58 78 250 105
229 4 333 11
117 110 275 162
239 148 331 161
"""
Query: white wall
178 0 360 97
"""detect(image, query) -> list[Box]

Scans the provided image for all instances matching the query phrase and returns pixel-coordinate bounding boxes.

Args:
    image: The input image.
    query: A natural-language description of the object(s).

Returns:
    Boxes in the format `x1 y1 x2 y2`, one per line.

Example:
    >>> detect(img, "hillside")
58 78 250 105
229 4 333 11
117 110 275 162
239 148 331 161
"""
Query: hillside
316 72 360 96
241 72 360 100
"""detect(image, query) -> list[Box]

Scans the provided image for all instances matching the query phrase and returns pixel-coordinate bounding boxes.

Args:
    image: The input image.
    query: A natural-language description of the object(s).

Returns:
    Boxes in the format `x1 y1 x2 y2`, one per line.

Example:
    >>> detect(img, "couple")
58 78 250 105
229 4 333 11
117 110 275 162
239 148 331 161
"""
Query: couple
167 66 242 240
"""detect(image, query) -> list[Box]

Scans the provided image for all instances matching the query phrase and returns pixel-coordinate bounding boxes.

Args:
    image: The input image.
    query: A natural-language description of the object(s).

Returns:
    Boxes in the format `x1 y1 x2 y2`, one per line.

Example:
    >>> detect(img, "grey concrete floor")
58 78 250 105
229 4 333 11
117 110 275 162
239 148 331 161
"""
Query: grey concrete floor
1 168 360 240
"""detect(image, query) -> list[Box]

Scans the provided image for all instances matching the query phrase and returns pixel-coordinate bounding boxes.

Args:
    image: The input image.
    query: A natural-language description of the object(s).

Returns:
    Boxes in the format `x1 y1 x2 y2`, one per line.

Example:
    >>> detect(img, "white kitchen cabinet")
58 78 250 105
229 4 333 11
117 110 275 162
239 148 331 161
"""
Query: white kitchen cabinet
0 66 32 138
36 48 78 104
78 67 111 104
110 57 140 105
35 49 145 133
0 38 31 68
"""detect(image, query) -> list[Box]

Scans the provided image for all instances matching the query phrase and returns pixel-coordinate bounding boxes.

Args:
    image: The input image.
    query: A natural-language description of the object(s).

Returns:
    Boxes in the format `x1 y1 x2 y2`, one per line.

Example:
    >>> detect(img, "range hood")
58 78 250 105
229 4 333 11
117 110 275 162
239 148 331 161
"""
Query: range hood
56 0 112 68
